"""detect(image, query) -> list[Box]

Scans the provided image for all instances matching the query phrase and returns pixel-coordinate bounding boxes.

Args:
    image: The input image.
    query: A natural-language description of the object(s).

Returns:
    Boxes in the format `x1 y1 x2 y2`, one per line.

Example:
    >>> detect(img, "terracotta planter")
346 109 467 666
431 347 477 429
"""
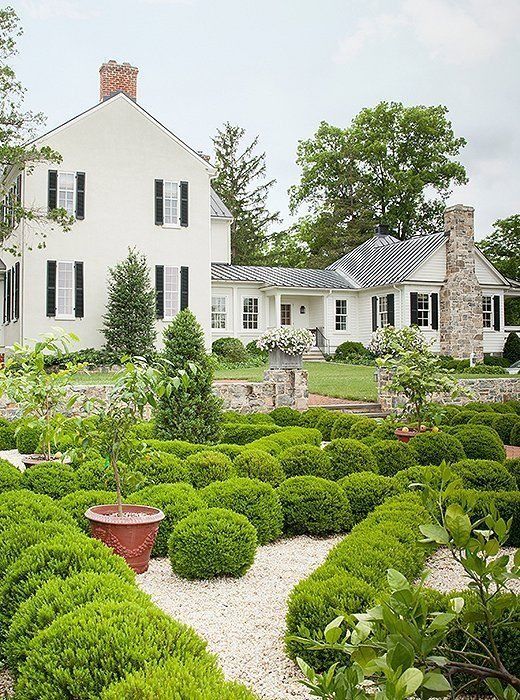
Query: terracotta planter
22 454 61 469
394 428 418 443
85 504 164 574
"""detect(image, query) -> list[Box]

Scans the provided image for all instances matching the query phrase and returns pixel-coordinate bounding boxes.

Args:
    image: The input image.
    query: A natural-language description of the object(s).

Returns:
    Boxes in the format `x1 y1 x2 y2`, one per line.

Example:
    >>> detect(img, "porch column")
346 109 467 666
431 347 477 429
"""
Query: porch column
275 292 282 327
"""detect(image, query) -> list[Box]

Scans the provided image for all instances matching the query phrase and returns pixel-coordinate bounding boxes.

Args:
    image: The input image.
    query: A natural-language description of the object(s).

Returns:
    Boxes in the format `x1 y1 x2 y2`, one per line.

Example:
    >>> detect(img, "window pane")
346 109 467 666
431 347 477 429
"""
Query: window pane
164 266 179 319
58 172 75 216
482 296 492 328
164 181 179 225
335 299 347 331
56 261 74 316
243 297 259 329
212 296 227 329
416 293 430 327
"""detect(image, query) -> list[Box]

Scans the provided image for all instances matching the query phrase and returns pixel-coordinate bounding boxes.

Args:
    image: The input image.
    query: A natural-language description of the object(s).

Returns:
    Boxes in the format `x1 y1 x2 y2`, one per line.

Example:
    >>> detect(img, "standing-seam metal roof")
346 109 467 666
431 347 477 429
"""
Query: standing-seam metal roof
211 264 352 289
210 189 232 218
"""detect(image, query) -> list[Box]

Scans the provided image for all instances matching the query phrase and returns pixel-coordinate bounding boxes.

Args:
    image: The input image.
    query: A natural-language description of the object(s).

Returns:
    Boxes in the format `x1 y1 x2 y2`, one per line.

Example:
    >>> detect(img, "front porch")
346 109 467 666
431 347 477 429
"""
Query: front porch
264 291 330 355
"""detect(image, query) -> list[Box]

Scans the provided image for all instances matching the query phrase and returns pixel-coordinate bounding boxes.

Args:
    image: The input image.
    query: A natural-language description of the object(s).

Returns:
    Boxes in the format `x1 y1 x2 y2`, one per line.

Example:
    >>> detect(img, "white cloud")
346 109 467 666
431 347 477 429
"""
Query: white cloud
139 0 193 4
336 0 520 66
20 0 99 20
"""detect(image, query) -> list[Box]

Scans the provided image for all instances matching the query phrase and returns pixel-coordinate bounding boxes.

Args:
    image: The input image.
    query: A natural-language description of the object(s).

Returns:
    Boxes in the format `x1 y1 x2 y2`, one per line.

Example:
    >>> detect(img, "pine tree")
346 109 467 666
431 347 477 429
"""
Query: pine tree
155 309 222 443
503 331 520 365
212 122 280 264
102 248 156 359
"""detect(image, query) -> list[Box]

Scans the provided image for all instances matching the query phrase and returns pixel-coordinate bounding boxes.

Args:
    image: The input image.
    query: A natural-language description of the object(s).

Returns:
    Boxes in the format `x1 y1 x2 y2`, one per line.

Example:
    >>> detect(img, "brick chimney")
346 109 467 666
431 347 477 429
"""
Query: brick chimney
99 60 138 102
439 204 483 360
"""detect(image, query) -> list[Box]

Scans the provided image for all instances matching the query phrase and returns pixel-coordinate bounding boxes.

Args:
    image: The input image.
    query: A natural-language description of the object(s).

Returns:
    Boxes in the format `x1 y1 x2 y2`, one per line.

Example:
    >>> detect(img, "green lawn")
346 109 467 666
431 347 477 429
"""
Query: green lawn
215 362 378 402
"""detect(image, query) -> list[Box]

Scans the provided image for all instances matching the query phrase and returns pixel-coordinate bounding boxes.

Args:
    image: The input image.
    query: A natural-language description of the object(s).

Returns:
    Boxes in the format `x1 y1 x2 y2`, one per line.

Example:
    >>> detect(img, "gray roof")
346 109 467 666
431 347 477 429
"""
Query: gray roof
327 232 447 287
211 263 352 289
211 189 232 219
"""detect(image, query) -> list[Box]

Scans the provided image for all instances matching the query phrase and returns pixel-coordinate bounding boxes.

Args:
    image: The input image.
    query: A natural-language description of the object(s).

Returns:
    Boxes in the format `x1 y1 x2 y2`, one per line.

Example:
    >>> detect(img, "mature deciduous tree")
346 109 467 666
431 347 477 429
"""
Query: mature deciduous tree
212 122 280 264
479 215 520 325
284 103 467 267
0 6 71 251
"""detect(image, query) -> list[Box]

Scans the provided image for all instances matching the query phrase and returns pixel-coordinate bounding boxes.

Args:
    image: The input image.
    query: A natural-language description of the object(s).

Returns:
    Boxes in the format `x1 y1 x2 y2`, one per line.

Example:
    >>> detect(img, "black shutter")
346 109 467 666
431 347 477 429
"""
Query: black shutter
180 181 189 227
410 292 418 325
48 170 58 211
371 296 378 332
180 266 189 309
46 261 57 317
14 262 20 321
74 262 84 318
2 272 6 324
493 295 501 331
6 269 11 323
16 174 22 205
387 294 395 326
431 293 439 330
155 265 164 318
76 172 85 220
154 180 164 225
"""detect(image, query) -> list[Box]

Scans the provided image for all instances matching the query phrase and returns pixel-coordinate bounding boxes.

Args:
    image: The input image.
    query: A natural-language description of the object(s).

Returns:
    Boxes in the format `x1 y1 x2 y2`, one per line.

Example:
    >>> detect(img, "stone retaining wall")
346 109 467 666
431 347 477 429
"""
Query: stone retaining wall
378 369 520 412
0 369 309 419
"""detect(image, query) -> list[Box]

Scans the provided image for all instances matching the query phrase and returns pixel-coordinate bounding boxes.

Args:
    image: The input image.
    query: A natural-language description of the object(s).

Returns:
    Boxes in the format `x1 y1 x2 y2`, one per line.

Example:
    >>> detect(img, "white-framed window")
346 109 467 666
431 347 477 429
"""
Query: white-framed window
212 296 227 329
56 261 75 320
416 292 430 327
164 265 180 320
378 295 389 327
243 297 259 330
164 181 179 226
58 172 75 216
482 295 493 329
335 299 348 331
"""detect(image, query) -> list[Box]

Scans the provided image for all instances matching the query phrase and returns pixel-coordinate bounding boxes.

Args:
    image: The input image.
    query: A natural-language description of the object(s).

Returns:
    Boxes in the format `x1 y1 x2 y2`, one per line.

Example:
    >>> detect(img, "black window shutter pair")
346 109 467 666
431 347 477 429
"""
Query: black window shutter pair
410 292 439 328
48 170 85 219
46 261 84 317
154 180 189 226
155 265 189 319
493 295 501 331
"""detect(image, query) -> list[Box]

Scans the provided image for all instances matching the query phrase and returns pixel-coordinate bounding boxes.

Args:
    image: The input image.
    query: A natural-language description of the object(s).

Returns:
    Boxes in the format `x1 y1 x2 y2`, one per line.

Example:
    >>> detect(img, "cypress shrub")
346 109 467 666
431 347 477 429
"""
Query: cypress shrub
279 444 333 479
408 431 465 465
6 571 151 673
155 309 222 443
101 656 257 700
201 477 283 544
185 451 234 489
370 440 417 477
20 462 78 499
233 449 285 486
451 459 517 491
169 508 257 579
503 330 520 364
101 247 156 358
0 458 22 493
59 490 118 533
276 476 351 535
14 601 207 700
338 472 396 523
128 484 206 556
323 438 377 479
450 424 506 462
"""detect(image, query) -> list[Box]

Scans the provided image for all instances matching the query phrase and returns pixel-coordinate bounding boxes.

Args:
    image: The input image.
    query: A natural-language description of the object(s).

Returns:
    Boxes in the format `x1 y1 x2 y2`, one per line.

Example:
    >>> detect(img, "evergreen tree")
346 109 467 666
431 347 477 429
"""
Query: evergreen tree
212 122 280 264
102 248 156 359
503 332 520 365
155 309 222 443
479 215 520 325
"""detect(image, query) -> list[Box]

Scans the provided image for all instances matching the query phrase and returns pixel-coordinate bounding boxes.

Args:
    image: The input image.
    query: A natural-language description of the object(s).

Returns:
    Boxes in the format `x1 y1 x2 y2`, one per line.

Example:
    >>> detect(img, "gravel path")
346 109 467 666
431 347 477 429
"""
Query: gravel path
138 534 343 700
424 547 519 594
0 449 25 472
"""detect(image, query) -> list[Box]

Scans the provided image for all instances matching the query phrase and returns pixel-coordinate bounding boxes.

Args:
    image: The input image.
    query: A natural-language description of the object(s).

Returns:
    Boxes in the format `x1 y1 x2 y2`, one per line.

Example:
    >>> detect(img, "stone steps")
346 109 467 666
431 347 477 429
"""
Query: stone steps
302 347 326 362
317 401 390 418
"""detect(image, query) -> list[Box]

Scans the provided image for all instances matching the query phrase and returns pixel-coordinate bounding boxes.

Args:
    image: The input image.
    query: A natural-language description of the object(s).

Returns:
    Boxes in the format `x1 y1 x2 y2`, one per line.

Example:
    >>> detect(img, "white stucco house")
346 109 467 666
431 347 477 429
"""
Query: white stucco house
1 61 519 359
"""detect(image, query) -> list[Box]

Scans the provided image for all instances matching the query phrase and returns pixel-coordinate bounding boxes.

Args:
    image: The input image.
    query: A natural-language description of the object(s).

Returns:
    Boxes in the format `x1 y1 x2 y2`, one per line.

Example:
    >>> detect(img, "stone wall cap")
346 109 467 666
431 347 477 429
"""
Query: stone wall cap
445 204 474 212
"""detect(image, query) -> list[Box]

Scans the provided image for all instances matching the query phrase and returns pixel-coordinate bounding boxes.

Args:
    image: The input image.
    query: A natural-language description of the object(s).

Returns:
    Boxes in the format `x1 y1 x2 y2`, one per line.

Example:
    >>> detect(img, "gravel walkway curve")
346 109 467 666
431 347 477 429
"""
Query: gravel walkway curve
138 534 343 700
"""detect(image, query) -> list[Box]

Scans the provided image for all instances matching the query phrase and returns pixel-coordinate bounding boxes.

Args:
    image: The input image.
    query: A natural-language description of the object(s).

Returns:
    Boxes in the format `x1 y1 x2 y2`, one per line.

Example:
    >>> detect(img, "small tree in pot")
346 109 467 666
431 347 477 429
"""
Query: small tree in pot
0 331 85 466
81 356 193 573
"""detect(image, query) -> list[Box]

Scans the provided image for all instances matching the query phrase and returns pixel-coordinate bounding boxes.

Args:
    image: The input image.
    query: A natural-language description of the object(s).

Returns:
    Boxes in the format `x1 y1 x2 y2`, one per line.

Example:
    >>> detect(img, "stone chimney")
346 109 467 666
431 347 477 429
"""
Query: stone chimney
439 204 483 360
99 60 138 102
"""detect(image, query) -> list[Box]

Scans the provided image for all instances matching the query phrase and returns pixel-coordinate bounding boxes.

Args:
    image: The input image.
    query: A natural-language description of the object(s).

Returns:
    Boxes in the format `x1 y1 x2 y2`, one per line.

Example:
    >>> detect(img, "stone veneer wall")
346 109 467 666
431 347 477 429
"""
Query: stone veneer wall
378 370 520 413
0 370 309 419
439 205 484 361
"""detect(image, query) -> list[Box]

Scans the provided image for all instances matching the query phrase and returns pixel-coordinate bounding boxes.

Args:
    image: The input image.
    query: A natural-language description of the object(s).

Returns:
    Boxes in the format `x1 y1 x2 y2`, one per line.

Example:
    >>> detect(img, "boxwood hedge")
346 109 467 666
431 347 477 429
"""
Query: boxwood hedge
338 472 396 523
449 424 506 462
0 458 22 493
169 508 257 579
451 459 517 491
233 449 285 486
323 438 377 479
370 439 417 477
58 490 118 533
20 462 78 499
0 490 75 534
185 451 234 489
279 444 333 480
329 413 361 440
408 431 465 465
0 424 16 450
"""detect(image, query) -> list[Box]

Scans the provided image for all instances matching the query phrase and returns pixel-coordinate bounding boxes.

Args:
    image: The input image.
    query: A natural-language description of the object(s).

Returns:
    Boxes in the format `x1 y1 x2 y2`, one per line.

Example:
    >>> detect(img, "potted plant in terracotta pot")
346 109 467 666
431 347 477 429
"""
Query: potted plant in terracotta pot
82 356 191 573
374 329 461 442
257 327 314 370
0 331 86 467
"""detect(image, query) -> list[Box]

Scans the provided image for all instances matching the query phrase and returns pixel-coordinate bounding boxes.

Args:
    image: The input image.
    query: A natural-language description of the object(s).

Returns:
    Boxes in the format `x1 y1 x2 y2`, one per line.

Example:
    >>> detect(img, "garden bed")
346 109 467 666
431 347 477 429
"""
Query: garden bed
138 534 342 700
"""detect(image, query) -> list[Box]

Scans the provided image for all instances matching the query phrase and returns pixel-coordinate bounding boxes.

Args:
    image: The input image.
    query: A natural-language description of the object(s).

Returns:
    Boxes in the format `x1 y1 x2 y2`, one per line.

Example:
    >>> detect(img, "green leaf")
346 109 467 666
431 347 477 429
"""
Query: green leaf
324 616 343 644
395 668 423 696
422 671 451 693
419 523 450 544
387 569 408 591
445 504 472 548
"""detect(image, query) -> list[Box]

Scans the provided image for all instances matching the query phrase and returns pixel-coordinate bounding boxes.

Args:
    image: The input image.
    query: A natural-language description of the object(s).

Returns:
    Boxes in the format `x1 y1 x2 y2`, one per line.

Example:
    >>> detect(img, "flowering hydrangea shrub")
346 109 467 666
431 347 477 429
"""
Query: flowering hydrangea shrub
257 328 314 356
369 325 428 358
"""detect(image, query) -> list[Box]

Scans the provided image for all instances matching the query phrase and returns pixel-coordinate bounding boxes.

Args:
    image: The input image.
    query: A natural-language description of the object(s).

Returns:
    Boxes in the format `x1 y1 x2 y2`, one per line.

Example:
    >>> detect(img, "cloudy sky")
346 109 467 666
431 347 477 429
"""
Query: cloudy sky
11 0 520 240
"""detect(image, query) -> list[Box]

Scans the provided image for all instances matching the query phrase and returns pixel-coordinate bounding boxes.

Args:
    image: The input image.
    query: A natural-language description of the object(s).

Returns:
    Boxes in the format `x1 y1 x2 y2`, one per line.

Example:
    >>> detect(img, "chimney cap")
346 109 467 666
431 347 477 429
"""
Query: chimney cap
374 223 391 237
